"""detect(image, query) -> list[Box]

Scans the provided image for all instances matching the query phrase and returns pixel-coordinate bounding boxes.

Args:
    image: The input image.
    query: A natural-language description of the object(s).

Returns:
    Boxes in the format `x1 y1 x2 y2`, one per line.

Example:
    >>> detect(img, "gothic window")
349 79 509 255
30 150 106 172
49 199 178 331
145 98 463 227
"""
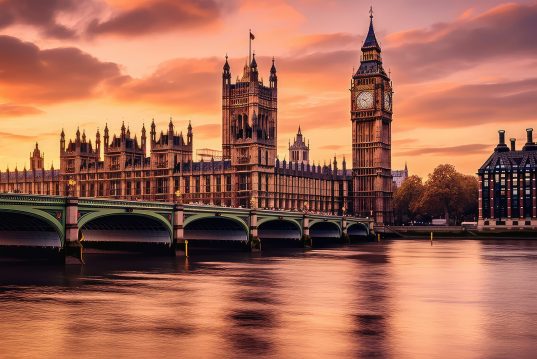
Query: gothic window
226 175 232 191
195 176 200 193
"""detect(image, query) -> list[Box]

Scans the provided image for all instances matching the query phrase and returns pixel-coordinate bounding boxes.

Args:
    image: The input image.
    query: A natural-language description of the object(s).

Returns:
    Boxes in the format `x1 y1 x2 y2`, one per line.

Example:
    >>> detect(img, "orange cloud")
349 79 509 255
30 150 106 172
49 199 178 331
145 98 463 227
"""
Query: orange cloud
396 144 490 157
0 36 123 104
397 78 537 129
87 0 233 37
0 0 81 39
114 57 222 114
0 103 43 117
385 2 537 83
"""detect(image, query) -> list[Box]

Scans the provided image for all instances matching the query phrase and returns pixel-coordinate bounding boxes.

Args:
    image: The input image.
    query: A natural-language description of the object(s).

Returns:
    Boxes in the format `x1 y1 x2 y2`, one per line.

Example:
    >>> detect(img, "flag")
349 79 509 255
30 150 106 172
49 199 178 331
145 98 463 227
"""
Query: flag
250 32 255 40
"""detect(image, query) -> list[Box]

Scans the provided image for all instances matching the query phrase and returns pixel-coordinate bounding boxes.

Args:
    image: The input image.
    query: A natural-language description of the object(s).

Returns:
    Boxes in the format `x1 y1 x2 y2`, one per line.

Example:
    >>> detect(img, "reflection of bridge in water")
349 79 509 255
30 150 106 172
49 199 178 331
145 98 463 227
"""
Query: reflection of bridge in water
0 194 373 262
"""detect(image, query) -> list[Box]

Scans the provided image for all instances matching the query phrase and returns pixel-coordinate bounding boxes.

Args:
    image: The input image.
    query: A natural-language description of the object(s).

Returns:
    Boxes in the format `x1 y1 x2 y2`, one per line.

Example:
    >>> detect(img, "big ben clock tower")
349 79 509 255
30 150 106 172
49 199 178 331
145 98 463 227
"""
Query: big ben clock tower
351 8 393 225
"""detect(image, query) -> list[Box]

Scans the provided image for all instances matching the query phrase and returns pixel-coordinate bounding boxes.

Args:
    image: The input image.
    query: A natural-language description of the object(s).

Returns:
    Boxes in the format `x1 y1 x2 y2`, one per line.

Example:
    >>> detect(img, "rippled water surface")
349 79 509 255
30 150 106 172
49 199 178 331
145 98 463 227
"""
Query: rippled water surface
1 240 537 358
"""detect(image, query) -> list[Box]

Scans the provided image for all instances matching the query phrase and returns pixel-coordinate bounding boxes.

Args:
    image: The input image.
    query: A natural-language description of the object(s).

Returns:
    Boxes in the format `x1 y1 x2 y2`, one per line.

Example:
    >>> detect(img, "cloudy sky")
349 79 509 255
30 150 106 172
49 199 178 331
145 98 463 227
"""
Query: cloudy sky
0 0 536 177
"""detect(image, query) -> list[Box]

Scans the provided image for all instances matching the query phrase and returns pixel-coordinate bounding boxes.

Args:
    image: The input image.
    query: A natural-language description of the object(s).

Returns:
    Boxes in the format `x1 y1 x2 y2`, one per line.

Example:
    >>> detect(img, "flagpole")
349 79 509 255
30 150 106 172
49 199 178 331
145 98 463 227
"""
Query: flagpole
249 29 252 65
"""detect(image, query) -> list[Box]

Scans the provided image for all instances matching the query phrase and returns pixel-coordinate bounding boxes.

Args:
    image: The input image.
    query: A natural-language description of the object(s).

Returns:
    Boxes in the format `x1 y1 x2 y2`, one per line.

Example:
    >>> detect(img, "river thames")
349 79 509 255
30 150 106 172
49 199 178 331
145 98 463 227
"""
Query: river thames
1 239 536 358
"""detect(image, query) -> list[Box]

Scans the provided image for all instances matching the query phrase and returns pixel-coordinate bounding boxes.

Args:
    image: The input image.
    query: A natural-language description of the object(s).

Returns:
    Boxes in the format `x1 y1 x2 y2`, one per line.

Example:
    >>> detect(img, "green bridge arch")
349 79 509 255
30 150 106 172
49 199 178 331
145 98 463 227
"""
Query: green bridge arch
0 206 65 245
256 217 303 237
78 209 173 238
309 219 342 236
183 213 250 235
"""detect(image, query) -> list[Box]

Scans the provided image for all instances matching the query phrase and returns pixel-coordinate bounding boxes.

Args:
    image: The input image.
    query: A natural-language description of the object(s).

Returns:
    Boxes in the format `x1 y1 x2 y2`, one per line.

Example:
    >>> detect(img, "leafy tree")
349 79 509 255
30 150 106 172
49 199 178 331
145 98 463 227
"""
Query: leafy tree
416 164 478 225
393 175 424 224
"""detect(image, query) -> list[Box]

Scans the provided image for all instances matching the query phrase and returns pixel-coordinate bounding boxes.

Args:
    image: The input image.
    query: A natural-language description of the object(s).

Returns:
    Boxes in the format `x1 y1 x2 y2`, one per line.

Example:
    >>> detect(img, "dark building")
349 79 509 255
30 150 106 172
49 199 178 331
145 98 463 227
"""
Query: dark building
478 129 537 229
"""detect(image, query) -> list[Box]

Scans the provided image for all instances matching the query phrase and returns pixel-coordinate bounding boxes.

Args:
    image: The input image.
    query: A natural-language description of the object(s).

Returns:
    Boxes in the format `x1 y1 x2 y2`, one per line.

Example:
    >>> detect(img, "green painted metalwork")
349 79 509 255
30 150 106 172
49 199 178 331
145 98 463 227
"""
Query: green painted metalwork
0 206 65 243
309 219 343 236
78 209 173 237
256 217 303 237
183 213 250 235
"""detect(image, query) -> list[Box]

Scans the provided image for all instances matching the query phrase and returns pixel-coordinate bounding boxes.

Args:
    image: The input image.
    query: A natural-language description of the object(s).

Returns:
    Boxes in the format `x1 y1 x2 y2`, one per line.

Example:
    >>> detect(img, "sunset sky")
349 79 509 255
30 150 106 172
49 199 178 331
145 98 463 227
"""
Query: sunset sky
0 0 536 177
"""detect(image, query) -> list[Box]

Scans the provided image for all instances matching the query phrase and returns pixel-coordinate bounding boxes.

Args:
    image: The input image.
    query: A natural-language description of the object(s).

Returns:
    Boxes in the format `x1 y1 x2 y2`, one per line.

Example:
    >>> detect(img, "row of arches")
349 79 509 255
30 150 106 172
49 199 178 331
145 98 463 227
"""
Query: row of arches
0 210 369 248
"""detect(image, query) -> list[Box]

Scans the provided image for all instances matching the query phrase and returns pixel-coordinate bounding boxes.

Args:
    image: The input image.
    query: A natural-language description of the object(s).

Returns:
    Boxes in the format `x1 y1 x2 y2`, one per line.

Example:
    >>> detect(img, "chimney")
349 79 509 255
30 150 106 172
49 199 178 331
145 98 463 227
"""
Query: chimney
498 130 506 145
527 128 533 144
510 138 516 151
495 130 509 152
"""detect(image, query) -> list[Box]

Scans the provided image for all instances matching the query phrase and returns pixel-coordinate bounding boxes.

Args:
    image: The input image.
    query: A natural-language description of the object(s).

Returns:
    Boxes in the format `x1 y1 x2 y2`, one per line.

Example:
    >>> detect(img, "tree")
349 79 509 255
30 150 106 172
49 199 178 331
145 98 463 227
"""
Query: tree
416 164 478 225
393 175 424 224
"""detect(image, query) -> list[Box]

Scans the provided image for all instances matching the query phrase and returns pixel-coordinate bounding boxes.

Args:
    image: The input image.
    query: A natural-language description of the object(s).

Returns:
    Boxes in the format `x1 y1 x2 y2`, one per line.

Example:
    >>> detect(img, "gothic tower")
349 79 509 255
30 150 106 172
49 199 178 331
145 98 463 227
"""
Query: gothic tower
221 50 278 208
351 9 393 224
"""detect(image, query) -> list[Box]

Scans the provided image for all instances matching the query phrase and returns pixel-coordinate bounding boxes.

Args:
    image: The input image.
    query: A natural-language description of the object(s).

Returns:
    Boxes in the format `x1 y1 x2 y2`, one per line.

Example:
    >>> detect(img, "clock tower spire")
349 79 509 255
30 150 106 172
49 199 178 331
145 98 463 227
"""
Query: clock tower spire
350 8 394 225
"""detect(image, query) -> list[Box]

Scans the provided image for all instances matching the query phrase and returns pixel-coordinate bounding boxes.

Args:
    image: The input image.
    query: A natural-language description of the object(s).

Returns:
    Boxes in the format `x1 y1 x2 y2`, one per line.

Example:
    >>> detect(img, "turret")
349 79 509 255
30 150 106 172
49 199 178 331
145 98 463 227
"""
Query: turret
141 123 147 153
104 123 109 150
250 53 258 82
60 129 65 152
270 57 277 88
96 128 101 158
150 118 156 146
168 117 174 135
187 121 193 145
121 121 126 140
76 127 81 143
223 54 231 85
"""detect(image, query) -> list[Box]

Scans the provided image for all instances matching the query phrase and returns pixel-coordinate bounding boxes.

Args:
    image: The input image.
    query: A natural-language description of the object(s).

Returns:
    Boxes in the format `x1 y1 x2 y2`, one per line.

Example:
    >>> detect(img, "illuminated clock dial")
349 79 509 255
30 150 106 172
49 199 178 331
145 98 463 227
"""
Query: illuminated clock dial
356 91 373 109
384 92 392 111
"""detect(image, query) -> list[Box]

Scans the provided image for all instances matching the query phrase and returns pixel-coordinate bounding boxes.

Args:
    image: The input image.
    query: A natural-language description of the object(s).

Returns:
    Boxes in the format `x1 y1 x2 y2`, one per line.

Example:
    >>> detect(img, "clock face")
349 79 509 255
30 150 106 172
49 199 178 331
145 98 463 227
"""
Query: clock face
384 92 392 111
356 91 373 109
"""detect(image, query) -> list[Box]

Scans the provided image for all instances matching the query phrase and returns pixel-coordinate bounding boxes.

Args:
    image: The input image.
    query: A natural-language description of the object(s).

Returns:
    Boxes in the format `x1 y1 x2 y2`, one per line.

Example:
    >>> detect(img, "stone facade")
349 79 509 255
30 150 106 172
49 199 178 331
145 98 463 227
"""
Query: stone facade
0 11 393 220
350 12 394 224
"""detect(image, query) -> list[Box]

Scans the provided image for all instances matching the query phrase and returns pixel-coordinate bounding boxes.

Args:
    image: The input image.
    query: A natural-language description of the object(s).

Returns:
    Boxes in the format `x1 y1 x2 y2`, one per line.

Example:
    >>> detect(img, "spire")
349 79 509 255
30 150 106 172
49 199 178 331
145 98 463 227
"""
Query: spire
270 57 276 73
223 54 230 72
250 52 257 70
363 6 380 50
298 125 302 136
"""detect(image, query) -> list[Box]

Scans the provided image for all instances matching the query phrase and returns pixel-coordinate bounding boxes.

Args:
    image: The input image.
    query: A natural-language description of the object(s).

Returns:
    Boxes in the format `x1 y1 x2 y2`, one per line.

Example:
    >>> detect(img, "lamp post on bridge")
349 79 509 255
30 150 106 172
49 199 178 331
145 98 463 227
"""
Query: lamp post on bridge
68 178 76 197
174 189 183 204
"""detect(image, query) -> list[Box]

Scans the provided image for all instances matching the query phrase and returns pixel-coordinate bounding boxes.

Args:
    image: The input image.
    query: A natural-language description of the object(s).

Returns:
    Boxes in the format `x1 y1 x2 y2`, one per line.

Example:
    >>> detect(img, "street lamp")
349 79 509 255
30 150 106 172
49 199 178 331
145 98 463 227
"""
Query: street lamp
68 178 76 197
303 201 309 213
174 189 182 204
250 197 256 209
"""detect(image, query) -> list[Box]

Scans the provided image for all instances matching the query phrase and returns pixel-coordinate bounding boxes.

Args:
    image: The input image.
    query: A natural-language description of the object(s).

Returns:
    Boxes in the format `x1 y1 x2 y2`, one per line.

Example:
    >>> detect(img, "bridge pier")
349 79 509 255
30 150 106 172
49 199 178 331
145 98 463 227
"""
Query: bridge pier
302 216 311 247
341 217 350 243
173 204 184 255
64 198 82 264
249 211 260 251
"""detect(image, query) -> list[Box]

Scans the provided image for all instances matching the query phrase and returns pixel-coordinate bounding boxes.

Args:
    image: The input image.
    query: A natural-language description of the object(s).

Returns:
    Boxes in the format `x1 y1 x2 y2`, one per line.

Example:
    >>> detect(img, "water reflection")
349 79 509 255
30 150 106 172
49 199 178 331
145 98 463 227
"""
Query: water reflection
1 240 537 358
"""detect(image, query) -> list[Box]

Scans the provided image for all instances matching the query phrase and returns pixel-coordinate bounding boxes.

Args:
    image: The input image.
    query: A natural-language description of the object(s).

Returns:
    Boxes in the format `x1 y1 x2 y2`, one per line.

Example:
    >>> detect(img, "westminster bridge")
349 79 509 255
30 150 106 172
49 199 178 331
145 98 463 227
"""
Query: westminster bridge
0 194 373 261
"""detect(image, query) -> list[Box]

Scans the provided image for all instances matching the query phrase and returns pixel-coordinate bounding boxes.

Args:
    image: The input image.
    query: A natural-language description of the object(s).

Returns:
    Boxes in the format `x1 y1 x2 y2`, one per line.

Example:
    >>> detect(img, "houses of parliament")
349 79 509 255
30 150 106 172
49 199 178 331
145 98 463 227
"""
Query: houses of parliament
0 12 394 224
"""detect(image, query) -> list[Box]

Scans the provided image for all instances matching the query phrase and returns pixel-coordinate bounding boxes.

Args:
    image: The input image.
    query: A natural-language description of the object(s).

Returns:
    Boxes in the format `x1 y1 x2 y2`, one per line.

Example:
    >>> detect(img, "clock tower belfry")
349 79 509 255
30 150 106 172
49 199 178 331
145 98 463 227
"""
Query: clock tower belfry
351 8 393 225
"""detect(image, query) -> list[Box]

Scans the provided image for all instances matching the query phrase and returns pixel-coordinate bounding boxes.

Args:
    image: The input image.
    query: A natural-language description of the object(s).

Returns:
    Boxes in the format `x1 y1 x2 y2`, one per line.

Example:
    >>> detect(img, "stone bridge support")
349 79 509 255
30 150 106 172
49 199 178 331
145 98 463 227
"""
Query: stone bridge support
173 204 184 253
341 217 349 243
249 211 260 251
302 216 311 246
64 198 82 264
